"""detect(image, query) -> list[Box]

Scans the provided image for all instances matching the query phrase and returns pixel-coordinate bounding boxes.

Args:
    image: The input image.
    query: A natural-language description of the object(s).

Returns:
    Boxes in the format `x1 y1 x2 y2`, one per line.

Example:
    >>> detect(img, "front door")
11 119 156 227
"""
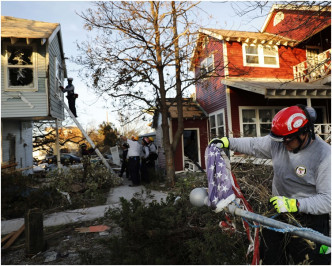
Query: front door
183 129 199 167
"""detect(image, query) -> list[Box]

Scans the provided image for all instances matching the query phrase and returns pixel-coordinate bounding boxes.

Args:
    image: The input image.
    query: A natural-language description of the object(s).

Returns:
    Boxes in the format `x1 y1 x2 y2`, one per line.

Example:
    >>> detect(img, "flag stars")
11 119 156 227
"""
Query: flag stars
218 162 224 167
209 164 215 171
217 183 222 191
222 185 228 192
212 196 218 204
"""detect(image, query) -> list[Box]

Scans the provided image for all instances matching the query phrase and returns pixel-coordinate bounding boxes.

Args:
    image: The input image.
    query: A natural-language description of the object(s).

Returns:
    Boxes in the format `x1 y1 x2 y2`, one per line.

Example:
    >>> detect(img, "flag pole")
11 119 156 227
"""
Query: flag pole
227 204 331 246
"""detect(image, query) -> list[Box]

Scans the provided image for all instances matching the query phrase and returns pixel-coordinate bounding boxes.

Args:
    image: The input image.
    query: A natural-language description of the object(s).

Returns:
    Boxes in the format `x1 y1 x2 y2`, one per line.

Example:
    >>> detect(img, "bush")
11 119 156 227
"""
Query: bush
101 182 249 265
1 172 65 219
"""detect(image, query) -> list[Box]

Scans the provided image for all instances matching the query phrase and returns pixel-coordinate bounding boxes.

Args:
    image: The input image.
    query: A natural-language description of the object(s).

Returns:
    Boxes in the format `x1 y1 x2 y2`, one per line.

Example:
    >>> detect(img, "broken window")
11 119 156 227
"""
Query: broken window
7 46 35 88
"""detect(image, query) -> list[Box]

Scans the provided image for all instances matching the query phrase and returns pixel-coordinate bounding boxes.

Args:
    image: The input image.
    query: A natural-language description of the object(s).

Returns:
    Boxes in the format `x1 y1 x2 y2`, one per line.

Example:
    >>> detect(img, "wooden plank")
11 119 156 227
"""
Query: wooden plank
25 209 44 257
1 231 16 244
2 224 25 250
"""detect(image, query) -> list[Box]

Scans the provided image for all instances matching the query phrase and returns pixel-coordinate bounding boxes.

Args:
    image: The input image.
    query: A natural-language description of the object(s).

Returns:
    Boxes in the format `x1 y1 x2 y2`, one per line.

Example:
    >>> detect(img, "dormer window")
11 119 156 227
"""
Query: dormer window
200 54 214 75
5 44 37 91
242 44 279 68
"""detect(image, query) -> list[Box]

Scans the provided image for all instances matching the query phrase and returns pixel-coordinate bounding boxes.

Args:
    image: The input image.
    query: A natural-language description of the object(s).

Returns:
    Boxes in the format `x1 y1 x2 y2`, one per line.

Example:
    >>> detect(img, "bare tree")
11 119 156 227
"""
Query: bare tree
76 1 209 186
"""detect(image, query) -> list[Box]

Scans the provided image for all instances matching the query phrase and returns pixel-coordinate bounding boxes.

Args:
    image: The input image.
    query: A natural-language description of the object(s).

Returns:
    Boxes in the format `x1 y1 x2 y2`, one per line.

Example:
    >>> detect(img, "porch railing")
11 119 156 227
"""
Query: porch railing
314 123 331 143
293 49 331 83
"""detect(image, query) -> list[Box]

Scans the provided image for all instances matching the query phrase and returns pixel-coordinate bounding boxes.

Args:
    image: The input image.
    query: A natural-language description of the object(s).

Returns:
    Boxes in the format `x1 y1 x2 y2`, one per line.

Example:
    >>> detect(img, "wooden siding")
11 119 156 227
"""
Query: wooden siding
48 32 65 120
171 118 208 171
195 36 227 114
226 41 306 79
263 9 331 42
1 39 49 118
1 120 33 173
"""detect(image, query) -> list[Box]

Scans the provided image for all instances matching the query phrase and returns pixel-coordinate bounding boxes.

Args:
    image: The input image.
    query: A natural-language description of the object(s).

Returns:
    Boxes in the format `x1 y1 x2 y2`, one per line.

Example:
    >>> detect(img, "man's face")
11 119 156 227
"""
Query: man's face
283 134 306 152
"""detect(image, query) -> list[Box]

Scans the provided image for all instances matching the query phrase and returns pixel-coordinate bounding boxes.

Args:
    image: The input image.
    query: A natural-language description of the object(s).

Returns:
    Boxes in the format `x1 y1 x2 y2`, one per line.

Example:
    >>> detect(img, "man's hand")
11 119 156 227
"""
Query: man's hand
59 86 64 91
208 137 229 148
270 196 298 213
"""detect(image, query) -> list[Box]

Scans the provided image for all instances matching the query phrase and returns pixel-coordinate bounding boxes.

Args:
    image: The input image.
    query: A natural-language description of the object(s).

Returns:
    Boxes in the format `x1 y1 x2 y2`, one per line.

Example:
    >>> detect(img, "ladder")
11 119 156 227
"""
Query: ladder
62 102 114 173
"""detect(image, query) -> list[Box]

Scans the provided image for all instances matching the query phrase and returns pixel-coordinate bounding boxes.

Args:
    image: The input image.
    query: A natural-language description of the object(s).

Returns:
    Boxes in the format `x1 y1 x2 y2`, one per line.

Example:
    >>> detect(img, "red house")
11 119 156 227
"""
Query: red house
152 98 208 172
191 4 331 147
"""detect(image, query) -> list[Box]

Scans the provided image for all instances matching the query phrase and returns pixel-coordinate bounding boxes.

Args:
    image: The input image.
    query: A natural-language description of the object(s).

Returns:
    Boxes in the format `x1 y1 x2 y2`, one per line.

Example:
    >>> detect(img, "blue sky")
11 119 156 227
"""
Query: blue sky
1 1 268 131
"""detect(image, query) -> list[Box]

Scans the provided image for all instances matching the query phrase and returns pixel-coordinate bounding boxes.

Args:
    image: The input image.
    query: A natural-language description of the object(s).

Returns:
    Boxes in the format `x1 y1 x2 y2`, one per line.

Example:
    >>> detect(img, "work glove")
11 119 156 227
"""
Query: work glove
209 137 229 148
270 196 298 213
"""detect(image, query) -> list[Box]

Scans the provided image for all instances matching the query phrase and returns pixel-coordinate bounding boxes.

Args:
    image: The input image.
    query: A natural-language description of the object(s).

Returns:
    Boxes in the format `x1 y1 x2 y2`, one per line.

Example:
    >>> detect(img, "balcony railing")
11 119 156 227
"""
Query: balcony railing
315 123 331 143
293 49 331 83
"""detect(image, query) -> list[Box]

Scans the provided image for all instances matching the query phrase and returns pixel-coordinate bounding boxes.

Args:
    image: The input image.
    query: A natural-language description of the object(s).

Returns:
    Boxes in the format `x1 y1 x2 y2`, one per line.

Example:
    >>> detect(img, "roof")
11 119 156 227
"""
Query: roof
261 4 331 33
221 78 331 99
200 28 297 46
1 16 59 39
167 98 208 119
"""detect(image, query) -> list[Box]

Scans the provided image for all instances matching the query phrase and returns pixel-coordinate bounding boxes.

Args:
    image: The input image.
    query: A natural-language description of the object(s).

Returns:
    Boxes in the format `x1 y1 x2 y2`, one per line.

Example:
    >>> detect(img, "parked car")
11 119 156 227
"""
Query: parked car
47 154 81 165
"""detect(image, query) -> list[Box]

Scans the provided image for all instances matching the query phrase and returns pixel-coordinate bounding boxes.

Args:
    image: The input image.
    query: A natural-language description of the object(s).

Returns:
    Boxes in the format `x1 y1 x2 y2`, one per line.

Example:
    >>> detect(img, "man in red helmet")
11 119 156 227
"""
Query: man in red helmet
209 105 331 265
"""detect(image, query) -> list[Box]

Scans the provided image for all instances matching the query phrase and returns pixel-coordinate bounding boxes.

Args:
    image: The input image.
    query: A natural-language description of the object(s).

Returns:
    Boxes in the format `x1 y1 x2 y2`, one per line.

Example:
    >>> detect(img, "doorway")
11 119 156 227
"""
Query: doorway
183 129 199 169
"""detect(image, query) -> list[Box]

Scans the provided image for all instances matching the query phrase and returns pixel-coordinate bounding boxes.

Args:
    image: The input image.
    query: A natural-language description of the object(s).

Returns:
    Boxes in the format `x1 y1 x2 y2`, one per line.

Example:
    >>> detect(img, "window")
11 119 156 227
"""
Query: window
55 57 64 96
210 110 225 138
241 107 282 137
200 54 214 75
6 45 36 90
273 11 284 26
243 44 279 67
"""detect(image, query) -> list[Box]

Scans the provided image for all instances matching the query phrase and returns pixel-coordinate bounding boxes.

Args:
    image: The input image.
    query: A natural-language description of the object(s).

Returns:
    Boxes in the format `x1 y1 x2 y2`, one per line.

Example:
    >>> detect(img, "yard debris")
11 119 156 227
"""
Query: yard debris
1 224 25 250
75 225 110 233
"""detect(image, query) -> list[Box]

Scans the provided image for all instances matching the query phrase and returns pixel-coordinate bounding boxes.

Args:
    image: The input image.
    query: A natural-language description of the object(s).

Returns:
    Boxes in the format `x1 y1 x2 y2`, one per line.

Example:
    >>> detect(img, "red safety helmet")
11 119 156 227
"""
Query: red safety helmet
270 105 315 142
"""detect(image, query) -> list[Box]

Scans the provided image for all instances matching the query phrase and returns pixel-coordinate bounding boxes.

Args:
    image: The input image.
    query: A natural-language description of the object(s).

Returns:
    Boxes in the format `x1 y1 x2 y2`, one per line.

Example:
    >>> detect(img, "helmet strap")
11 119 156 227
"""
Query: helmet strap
292 133 311 154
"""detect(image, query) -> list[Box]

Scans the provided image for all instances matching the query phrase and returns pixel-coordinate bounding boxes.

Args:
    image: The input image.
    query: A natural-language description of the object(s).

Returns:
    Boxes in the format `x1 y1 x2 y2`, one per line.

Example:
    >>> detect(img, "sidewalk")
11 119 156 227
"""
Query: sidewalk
1 178 168 235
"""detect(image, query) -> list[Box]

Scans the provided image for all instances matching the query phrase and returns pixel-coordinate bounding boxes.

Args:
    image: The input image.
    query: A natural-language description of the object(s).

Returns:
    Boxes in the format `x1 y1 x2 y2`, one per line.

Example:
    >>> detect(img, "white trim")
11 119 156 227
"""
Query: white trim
226 87 233 137
239 106 282 137
242 43 279 68
200 54 214 76
209 109 226 138
4 42 38 92
222 40 229 77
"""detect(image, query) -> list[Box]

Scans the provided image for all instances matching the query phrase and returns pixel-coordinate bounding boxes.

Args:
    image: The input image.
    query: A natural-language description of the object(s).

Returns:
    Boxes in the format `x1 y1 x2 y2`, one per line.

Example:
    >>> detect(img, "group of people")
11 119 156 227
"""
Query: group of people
120 135 158 187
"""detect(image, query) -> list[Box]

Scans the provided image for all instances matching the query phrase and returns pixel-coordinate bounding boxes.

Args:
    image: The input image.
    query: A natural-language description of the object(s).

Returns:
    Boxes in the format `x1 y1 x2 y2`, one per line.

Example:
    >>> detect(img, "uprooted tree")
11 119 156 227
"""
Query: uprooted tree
76 1 222 186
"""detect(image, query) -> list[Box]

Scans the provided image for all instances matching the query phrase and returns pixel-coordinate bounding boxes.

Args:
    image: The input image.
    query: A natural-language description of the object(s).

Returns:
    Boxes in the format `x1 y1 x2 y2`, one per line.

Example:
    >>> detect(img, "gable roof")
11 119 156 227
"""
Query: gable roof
260 4 331 33
1 16 59 39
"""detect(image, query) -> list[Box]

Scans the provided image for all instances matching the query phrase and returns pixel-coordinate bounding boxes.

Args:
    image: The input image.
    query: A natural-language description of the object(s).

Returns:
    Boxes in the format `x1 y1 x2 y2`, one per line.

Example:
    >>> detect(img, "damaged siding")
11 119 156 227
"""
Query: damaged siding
1 40 48 118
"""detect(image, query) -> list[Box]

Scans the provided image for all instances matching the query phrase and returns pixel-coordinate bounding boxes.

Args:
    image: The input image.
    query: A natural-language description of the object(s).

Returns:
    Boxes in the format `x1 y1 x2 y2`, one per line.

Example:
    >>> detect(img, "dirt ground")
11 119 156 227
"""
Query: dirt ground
1 216 121 265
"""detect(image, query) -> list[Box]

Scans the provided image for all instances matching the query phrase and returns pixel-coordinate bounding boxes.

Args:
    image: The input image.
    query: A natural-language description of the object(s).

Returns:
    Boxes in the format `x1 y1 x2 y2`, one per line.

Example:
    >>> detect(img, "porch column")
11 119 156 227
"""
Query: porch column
306 97 312 107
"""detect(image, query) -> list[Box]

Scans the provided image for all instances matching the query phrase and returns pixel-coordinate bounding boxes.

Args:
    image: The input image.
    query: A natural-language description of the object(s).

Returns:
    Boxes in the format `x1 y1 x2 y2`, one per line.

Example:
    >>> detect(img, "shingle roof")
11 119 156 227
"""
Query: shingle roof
167 98 207 119
1 16 59 39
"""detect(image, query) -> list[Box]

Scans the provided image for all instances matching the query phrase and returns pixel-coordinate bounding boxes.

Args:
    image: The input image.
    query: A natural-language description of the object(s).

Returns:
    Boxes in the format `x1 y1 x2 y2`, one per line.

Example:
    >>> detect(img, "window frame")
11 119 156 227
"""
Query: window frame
4 42 38 92
200 54 214 76
239 107 282 137
209 109 226 138
55 56 64 97
242 43 280 68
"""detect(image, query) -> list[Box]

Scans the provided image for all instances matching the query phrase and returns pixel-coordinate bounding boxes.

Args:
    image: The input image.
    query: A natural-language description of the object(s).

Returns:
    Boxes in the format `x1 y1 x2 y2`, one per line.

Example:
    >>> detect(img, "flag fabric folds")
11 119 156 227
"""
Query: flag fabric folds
205 144 235 212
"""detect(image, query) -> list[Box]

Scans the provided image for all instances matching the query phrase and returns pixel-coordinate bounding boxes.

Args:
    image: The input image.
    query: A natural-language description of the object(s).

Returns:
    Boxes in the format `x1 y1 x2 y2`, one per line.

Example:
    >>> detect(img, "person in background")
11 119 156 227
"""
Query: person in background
80 143 93 179
119 142 130 179
140 137 150 184
60 77 77 117
147 136 158 178
122 135 141 187
209 105 331 265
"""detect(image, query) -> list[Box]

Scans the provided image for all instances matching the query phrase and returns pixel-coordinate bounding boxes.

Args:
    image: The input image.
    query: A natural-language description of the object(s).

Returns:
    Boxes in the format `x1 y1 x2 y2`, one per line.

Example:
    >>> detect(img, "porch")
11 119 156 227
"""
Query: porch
293 49 331 83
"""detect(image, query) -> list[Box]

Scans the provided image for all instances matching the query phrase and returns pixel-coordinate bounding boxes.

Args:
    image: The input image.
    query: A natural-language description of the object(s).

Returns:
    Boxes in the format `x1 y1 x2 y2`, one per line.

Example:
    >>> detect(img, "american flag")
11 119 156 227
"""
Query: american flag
205 144 235 212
